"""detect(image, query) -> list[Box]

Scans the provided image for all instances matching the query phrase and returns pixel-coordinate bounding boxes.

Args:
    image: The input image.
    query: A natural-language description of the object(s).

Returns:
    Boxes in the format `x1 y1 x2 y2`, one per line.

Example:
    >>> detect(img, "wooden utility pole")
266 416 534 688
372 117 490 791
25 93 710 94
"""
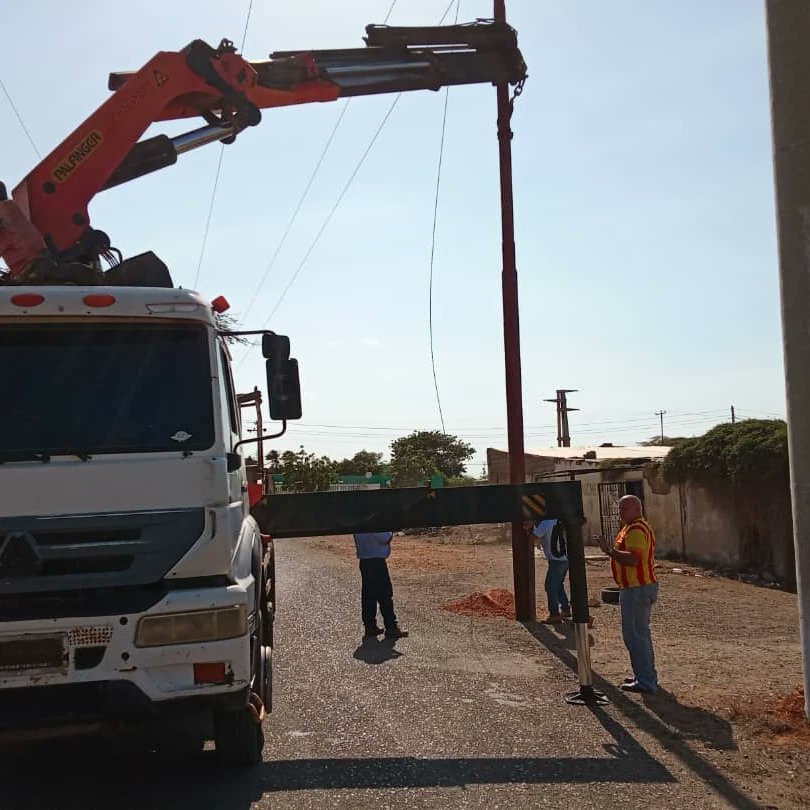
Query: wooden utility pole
731 405 736 424
766 0 810 720
655 410 667 444
494 0 534 621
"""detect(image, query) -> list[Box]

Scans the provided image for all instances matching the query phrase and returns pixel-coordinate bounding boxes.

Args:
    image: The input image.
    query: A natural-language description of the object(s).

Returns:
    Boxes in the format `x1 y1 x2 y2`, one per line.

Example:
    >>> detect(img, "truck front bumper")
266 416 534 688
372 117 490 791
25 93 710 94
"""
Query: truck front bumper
0 581 255 738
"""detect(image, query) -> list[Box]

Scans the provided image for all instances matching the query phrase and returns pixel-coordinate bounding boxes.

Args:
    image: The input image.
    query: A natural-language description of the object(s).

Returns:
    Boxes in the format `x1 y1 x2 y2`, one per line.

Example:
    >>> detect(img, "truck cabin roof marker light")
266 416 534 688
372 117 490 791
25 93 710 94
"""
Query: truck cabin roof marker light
83 294 116 307
10 293 45 307
146 302 201 313
211 295 230 314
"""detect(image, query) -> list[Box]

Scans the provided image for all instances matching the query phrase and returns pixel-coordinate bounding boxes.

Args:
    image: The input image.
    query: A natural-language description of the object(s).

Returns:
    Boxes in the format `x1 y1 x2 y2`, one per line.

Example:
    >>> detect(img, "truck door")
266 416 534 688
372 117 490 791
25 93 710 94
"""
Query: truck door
217 342 247 510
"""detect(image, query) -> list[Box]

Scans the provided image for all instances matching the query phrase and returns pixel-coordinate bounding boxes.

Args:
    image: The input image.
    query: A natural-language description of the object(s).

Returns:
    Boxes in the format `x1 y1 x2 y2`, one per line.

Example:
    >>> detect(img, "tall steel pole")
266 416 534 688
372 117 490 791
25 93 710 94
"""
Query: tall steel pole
766 0 810 719
494 0 534 622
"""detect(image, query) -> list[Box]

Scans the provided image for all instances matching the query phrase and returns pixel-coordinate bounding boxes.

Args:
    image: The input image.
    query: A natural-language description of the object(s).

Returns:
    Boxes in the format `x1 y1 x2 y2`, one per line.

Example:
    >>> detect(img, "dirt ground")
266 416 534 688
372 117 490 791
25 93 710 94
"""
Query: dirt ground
314 525 810 809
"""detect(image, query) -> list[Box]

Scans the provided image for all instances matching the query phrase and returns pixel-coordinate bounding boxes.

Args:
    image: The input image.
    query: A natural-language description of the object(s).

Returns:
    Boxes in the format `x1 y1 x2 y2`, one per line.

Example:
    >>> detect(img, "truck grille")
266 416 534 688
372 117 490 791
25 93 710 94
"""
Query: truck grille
0 509 205 594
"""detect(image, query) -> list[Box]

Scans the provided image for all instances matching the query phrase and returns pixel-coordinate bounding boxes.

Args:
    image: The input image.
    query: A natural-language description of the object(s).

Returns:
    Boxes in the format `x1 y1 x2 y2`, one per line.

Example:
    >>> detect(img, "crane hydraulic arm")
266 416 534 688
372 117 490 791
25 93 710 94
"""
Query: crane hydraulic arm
0 20 526 282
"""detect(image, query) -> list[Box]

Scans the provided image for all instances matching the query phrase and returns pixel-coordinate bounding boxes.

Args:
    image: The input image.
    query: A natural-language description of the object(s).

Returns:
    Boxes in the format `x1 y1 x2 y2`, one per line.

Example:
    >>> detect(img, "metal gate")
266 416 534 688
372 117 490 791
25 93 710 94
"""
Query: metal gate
598 480 645 540
598 482 626 540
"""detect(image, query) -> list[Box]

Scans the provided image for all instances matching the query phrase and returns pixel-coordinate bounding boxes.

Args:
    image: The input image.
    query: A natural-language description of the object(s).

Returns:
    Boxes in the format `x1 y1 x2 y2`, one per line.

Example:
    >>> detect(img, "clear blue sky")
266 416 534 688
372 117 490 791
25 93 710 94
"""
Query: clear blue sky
2 0 784 473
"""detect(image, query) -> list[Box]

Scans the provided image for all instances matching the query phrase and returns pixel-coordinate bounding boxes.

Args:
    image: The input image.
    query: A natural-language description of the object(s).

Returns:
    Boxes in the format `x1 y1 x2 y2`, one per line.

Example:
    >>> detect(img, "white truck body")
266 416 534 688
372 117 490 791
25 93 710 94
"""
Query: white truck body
0 285 270 756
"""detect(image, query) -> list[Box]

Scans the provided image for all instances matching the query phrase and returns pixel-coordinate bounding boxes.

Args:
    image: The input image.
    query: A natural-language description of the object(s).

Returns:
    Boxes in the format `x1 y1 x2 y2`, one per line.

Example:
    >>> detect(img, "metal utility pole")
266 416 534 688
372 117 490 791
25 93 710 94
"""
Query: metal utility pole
655 410 667 444
545 389 579 447
766 0 810 720
731 405 736 424
494 0 534 622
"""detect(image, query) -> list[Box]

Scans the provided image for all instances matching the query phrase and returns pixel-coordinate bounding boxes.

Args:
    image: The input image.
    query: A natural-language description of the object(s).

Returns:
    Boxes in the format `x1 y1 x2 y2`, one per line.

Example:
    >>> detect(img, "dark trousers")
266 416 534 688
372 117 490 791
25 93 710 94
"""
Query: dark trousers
360 558 397 630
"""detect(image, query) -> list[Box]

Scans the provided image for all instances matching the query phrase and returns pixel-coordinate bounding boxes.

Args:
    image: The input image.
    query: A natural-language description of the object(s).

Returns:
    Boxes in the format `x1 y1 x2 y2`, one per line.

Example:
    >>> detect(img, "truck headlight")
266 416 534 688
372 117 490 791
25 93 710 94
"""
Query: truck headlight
134 605 246 648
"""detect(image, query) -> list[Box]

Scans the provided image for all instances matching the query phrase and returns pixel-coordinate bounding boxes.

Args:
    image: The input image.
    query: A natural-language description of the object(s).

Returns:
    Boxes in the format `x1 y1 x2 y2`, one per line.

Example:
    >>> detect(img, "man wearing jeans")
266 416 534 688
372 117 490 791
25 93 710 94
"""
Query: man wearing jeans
597 495 659 693
353 531 408 640
533 518 570 623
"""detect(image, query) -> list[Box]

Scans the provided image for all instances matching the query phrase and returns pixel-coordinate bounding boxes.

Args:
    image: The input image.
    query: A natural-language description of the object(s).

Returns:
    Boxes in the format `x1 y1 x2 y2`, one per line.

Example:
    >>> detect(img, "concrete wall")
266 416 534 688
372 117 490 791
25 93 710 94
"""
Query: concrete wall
486 449 556 484
488 449 796 585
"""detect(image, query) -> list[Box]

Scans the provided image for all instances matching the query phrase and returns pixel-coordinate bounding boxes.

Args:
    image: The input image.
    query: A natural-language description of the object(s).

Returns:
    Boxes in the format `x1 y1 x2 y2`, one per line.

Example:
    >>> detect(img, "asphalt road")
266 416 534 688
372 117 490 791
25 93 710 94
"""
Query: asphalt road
0 538 761 809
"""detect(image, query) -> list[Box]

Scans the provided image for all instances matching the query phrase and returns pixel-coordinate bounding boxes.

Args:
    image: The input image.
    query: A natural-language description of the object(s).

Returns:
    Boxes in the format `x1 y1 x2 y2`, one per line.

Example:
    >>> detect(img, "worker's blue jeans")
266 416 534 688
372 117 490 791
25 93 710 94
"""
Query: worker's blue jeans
544 560 570 615
619 582 659 692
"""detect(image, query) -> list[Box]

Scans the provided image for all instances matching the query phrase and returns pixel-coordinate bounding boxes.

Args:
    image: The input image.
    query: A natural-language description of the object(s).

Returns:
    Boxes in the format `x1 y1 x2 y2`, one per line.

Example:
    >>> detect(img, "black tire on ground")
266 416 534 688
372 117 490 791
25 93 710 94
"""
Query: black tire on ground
601 586 621 605
154 720 205 760
214 707 264 766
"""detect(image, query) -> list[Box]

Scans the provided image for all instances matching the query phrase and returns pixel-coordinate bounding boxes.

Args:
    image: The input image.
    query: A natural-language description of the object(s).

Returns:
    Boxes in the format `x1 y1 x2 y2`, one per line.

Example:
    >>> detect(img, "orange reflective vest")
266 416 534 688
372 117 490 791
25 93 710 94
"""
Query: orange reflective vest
611 517 657 589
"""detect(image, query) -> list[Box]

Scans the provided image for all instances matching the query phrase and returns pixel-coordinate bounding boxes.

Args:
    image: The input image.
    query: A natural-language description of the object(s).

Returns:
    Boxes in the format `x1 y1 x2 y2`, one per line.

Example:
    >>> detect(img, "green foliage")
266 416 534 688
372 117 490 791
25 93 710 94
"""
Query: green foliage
336 450 385 476
446 475 479 487
662 419 788 487
389 430 475 487
265 446 337 492
640 436 688 447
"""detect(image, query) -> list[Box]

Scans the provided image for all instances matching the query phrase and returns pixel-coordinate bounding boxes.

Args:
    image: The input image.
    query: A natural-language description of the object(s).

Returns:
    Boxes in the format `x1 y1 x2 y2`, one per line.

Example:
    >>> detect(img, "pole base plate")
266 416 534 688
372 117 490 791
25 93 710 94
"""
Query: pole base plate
565 685 610 706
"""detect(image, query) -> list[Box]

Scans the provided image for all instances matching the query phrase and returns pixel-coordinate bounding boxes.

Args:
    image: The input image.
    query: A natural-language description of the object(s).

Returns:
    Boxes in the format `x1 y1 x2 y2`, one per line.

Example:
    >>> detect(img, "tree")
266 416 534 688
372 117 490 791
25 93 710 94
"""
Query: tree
336 450 385 476
640 435 687 447
389 430 475 486
662 419 788 487
265 446 336 492
265 449 281 471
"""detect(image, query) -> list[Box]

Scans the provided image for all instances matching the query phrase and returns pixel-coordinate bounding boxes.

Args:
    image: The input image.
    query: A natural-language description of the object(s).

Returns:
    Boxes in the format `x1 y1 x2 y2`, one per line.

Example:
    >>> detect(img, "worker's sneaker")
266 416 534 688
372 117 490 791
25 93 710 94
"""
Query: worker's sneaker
385 626 409 639
621 680 656 694
560 607 572 618
541 613 564 624
363 625 384 638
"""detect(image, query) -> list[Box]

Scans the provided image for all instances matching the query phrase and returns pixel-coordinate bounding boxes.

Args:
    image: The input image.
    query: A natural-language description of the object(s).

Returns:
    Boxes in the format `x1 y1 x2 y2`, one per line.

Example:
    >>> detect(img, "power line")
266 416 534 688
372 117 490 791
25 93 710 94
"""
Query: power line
192 0 255 290
0 76 40 159
238 0 401 326
257 0 461 327
239 101 351 324
272 408 734 435
427 0 460 433
260 95 401 326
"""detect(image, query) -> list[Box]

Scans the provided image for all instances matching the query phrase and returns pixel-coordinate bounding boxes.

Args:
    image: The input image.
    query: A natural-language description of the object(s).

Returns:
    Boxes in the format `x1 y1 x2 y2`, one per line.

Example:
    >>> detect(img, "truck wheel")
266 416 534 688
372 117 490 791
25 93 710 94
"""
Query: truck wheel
261 571 275 648
214 707 264 766
215 604 267 766
260 645 273 712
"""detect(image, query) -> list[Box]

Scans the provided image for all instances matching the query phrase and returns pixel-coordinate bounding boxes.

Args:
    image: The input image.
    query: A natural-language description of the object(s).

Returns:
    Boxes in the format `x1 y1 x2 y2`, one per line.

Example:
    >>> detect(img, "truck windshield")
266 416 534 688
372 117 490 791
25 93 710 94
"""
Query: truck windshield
0 322 215 457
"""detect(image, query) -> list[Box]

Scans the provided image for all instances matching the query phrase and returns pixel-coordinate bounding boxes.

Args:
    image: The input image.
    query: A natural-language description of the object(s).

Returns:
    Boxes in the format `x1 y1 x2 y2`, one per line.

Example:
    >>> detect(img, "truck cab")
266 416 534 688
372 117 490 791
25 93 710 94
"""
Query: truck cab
0 283 295 763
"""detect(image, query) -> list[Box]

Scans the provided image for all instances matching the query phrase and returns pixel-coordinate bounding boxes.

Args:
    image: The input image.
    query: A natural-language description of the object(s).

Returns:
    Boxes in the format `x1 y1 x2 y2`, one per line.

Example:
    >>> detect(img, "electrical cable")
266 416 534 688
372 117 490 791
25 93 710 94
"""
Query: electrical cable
0 76 40 159
239 0 402 325
259 96 402 326
255 0 461 330
192 0 255 289
427 0 460 434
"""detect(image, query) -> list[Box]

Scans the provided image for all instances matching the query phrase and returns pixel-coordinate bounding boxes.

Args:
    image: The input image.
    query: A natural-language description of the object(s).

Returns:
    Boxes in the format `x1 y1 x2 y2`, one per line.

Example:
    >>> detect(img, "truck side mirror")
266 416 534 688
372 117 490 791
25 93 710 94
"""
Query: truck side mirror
263 333 302 420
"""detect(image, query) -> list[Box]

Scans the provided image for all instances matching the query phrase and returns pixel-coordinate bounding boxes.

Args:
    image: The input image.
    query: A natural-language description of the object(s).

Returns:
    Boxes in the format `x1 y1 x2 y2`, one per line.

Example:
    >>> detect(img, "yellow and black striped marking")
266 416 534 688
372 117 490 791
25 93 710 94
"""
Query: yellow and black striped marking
521 493 546 521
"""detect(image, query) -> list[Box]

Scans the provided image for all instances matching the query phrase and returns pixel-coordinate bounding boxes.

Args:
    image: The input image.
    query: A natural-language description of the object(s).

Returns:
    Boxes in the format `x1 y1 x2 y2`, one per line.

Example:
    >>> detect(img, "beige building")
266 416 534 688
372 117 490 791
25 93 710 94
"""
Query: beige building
487 445 795 584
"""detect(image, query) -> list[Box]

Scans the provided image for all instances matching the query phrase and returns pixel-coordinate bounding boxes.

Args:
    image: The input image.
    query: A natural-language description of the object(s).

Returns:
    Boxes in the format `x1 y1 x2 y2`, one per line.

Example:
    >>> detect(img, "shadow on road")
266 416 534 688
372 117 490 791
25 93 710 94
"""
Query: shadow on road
0 744 673 810
523 620 757 810
352 637 404 665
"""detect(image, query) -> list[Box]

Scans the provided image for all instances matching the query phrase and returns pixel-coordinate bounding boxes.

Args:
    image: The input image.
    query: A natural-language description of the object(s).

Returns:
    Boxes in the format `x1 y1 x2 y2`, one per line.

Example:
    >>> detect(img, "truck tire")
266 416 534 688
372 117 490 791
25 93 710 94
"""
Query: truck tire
262 569 275 648
214 707 264 766
215 589 267 766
